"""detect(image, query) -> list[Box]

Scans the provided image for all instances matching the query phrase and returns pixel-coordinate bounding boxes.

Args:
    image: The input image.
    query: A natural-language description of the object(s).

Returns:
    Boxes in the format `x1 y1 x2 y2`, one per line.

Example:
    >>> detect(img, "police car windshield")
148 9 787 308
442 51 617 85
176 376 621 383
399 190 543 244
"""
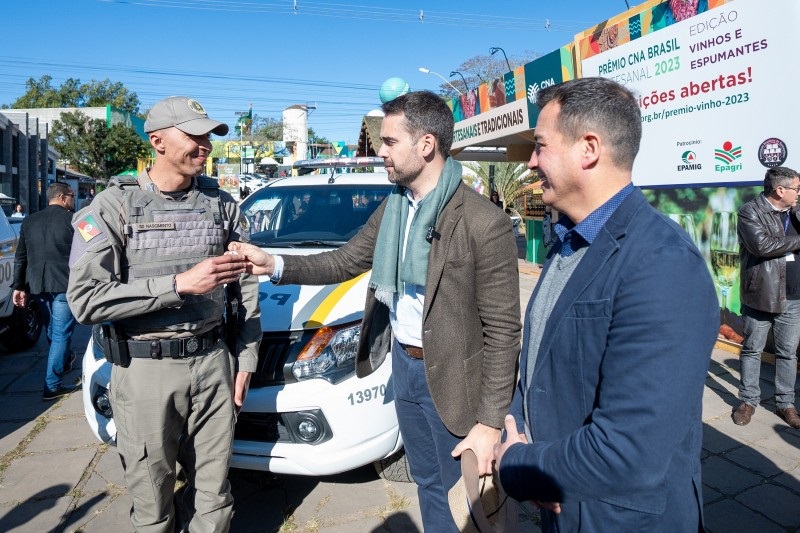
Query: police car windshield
240 184 391 246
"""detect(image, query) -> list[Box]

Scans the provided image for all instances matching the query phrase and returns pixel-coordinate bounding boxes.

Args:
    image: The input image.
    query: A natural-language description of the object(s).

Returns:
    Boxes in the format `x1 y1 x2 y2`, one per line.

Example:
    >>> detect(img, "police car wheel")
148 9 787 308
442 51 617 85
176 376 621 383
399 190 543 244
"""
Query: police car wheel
0 298 43 352
373 449 413 483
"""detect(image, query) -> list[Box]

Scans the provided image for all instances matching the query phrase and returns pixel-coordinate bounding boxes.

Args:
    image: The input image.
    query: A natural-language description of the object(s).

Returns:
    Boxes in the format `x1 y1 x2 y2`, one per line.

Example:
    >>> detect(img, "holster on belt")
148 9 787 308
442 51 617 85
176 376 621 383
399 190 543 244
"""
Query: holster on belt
100 322 131 368
225 282 241 355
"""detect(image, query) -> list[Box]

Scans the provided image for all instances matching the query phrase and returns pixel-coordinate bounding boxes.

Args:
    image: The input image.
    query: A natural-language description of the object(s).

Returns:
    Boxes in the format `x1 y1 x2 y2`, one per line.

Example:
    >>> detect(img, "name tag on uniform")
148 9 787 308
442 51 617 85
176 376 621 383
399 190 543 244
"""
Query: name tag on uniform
133 222 176 231
786 252 795 262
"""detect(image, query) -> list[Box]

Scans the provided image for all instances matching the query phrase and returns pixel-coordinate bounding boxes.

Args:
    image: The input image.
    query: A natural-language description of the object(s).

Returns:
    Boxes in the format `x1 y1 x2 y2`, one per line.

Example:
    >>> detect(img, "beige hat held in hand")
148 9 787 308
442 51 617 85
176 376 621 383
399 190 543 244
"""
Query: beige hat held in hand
448 449 518 532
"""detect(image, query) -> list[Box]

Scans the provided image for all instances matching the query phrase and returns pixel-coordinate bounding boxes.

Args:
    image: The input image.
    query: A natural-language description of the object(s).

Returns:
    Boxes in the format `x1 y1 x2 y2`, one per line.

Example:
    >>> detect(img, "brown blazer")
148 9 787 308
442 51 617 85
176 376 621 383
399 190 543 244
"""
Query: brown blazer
281 182 521 436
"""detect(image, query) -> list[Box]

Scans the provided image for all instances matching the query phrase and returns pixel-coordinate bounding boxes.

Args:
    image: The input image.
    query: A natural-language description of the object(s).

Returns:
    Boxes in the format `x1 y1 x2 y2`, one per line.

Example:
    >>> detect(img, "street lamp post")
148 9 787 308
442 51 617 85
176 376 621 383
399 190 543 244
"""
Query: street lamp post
490 46 513 72
449 71 471 93
418 67 463 96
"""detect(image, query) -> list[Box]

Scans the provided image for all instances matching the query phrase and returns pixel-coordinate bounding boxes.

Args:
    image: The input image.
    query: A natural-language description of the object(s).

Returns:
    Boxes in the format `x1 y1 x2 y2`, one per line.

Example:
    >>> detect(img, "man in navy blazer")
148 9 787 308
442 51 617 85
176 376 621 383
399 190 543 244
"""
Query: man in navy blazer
494 77 719 531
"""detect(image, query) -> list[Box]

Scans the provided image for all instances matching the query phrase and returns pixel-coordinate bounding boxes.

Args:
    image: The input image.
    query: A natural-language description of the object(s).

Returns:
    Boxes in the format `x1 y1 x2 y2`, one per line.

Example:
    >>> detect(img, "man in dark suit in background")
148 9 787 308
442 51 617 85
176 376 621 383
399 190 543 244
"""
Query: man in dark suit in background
494 77 719 531
13 182 78 400
230 91 522 532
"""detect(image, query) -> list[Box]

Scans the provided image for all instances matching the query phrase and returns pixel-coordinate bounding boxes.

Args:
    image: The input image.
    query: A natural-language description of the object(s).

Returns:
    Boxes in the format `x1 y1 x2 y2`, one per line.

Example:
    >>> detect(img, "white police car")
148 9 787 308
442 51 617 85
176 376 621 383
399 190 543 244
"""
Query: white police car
0 202 42 352
82 157 411 481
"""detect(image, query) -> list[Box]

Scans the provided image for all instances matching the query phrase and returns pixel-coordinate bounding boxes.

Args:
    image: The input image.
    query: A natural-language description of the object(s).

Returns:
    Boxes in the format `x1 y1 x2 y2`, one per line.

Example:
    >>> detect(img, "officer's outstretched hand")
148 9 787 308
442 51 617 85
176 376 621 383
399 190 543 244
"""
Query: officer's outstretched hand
175 254 247 296
227 241 275 276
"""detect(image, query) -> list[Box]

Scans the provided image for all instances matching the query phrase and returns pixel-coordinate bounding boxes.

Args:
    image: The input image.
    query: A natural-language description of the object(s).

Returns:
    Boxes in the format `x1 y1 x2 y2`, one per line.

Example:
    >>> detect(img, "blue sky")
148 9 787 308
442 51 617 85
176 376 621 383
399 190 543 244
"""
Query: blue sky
2 0 629 144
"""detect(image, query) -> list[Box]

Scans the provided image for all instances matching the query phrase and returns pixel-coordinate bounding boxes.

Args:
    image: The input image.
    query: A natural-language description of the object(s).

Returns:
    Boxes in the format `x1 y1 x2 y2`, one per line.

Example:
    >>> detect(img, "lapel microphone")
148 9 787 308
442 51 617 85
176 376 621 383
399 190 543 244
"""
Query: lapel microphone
426 226 440 242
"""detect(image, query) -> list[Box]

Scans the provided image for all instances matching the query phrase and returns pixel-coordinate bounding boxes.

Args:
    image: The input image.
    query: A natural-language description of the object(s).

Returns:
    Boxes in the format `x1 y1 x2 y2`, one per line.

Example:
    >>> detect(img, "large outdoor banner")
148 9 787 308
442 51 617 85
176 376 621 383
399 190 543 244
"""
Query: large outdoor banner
573 0 800 347
451 45 574 150
642 184 760 344
450 66 530 149
447 0 800 346
524 47 576 130
580 0 798 188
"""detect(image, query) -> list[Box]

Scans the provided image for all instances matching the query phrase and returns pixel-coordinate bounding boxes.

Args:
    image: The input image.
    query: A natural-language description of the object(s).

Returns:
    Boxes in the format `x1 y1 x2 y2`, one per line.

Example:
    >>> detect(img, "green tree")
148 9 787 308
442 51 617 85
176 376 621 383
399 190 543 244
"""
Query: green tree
252 116 329 145
308 127 329 145
103 124 151 176
252 116 283 140
81 79 140 112
462 161 538 209
51 111 150 179
3 75 62 108
4 75 141 113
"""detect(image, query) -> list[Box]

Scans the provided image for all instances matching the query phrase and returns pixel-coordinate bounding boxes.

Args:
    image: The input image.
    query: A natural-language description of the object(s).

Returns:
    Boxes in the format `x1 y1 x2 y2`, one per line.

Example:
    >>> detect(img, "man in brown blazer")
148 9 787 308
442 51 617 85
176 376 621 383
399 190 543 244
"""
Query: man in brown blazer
230 91 521 532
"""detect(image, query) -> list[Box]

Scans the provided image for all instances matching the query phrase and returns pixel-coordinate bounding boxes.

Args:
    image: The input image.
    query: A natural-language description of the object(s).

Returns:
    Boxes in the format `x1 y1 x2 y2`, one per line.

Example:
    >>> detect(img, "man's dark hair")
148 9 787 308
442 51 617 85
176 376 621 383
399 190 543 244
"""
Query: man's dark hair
382 91 454 159
47 182 72 202
764 166 800 195
536 77 642 169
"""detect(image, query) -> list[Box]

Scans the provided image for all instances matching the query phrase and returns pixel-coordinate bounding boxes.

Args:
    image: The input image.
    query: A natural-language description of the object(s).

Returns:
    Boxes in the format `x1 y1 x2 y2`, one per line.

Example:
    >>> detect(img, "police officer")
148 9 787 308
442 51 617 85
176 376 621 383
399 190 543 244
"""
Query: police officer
67 96 261 533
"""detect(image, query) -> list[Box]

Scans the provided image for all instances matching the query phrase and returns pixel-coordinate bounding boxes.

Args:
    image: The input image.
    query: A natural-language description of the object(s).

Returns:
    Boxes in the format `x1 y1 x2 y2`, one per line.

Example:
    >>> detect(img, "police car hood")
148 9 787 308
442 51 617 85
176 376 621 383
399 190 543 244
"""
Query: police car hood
257 247 371 332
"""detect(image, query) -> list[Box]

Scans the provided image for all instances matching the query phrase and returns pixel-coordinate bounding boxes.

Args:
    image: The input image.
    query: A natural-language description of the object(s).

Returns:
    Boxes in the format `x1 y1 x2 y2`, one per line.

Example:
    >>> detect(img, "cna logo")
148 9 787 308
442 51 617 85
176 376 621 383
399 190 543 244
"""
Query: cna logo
714 141 743 173
527 78 556 104
677 150 701 171
527 84 539 104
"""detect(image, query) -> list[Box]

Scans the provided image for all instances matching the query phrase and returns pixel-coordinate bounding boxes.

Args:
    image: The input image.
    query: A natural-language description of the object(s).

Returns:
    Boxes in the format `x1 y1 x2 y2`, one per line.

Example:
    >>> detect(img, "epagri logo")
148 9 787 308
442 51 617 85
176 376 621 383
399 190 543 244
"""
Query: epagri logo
678 150 701 171
714 141 742 173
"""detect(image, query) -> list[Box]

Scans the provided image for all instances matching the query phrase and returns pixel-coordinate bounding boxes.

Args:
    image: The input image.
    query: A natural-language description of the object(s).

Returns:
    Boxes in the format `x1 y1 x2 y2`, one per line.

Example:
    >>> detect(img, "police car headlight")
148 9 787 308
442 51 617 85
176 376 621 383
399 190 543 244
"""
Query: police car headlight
292 322 359 384
295 413 323 442
93 386 113 418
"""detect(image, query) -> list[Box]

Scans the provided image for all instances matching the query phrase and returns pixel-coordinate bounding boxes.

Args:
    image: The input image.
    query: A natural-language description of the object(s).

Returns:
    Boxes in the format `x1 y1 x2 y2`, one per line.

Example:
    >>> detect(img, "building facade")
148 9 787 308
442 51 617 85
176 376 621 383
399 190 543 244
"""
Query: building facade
0 111 59 215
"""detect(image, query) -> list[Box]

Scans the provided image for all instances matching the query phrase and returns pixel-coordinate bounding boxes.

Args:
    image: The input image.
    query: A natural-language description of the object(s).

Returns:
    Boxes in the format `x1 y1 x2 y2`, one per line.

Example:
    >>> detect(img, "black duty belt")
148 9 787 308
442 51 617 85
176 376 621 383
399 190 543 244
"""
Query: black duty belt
127 325 225 359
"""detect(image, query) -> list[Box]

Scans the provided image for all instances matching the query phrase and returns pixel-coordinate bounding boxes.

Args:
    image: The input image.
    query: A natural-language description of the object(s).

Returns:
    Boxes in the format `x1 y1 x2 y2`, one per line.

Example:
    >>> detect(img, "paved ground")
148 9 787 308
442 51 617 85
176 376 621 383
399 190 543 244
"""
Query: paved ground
0 252 799 532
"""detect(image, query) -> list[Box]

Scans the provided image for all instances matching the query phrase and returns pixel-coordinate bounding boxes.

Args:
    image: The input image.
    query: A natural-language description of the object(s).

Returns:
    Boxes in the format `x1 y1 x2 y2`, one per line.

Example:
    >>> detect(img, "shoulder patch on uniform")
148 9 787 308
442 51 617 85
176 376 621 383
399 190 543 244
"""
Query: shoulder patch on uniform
76 212 104 242
69 209 109 268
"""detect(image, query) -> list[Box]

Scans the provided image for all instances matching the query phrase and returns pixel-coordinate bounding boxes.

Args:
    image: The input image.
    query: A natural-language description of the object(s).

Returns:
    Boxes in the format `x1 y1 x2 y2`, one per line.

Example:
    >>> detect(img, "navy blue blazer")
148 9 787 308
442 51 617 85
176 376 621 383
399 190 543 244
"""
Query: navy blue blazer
500 189 719 532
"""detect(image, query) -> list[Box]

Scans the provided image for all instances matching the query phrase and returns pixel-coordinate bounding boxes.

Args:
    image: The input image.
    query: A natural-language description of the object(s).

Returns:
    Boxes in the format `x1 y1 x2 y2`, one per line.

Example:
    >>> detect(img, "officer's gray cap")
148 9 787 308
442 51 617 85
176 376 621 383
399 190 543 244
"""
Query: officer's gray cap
144 96 229 136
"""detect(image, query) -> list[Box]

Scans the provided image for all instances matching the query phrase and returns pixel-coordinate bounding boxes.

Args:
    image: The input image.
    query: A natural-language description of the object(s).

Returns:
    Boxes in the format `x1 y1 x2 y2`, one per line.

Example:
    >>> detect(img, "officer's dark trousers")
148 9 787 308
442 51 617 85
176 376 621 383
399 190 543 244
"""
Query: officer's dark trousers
110 342 235 533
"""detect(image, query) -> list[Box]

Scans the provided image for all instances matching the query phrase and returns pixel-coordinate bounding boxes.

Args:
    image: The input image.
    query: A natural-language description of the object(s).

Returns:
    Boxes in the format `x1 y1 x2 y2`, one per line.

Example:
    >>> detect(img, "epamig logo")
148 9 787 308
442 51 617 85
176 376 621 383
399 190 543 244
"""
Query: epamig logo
678 150 701 171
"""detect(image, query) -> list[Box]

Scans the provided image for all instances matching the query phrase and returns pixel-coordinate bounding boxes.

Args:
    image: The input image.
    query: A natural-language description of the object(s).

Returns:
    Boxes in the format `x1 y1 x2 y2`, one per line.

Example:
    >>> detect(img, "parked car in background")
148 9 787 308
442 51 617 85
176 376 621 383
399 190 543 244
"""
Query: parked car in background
82 157 412 481
0 209 43 352
7 216 22 237
239 173 268 190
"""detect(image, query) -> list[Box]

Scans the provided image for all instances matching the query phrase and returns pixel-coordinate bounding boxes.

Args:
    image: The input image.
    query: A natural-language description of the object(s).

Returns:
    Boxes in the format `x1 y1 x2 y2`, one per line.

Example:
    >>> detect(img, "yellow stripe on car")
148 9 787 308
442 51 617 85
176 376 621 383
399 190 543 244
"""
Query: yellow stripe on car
307 272 369 326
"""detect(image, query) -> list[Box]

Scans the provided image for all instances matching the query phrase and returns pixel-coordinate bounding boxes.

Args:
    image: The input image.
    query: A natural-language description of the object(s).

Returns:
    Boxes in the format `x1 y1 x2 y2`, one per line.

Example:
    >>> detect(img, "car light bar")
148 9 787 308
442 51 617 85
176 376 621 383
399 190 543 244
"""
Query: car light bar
292 157 385 169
